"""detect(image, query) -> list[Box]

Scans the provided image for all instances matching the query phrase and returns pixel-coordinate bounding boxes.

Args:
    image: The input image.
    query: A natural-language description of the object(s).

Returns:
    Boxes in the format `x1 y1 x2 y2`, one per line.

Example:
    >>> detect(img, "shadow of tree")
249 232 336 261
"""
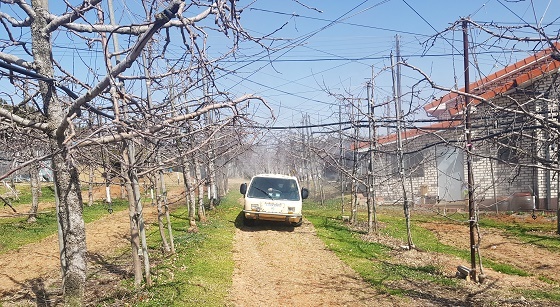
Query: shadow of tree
88 252 131 278
0 275 62 306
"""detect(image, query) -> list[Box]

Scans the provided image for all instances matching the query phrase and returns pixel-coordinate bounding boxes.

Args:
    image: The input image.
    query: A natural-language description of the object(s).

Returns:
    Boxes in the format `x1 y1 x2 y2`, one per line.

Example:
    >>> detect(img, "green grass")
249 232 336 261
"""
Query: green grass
407 210 558 276
303 200 556 295
0 183 239 306
372 208 534 277
485 260 530 276
518 288 560 301
4 184 560 305
305 203 458 296
1 184 56 206
0 198 128 254
418 211 560 253
132 193 239 307
0 210 58 254
478 214 560 253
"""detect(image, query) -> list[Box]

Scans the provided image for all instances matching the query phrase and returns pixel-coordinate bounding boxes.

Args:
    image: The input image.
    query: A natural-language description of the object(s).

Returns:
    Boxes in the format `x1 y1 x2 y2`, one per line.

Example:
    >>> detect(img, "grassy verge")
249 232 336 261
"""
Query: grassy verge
479 214 560 253
1 184 56 206
304 198 560 301
132 193 240 306
412 211 560 252
305 200 457 296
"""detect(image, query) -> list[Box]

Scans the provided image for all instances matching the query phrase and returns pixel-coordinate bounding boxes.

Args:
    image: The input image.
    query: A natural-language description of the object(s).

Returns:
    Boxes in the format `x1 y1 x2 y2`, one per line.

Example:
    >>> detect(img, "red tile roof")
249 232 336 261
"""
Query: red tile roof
353 119 463 150
424 43 560 118
354 43 560 151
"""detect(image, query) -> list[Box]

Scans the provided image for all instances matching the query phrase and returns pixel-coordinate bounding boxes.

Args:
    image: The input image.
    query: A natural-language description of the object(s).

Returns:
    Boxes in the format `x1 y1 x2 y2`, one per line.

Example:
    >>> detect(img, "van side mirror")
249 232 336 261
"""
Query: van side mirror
301 188 309 200
240 183 247 195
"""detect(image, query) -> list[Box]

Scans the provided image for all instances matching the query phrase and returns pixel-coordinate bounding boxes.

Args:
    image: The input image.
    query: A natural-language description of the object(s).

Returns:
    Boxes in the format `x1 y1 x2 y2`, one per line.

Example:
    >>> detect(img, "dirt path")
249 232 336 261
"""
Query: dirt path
2 185 560 306
227 219 407 307
0 205 134 295
0 184 168 298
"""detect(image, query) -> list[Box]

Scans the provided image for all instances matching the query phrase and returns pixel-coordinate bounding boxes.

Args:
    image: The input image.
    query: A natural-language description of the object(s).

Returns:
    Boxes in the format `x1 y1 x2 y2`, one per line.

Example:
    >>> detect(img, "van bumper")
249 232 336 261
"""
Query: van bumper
243 210 302 223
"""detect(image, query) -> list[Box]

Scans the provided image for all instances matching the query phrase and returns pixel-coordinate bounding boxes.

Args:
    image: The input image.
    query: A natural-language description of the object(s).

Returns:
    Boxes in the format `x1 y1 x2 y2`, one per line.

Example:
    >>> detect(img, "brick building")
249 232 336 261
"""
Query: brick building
357 43 560 211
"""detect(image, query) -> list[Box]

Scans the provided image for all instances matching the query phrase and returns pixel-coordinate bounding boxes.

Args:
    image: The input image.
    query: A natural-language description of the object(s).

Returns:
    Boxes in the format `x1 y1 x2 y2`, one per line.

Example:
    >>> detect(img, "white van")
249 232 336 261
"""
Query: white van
240 174 309 227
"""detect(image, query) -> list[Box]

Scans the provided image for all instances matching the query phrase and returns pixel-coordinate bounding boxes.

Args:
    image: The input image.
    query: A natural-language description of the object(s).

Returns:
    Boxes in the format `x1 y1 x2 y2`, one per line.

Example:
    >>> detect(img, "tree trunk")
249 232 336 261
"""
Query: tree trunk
130 165 152 286
155 171 170 253
27 157 40 223
31 0 88 304
160 169 175 253
51 143 87 306
194 158 207 222
207 152 217 210
221 167 229 196
122 142 143 287
182 160 198 232
122 140 152 286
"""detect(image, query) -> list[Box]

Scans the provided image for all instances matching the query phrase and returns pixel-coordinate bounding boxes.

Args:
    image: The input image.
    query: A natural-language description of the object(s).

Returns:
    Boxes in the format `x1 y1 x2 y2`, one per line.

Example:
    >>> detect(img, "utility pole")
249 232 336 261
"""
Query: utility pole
339 104 345 215
367 66 378 233
463 18 478 282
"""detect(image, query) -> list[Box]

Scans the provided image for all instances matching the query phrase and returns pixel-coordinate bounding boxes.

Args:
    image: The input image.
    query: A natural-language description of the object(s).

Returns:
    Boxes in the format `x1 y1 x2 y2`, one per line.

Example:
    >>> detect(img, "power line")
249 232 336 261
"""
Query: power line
218 50 530 63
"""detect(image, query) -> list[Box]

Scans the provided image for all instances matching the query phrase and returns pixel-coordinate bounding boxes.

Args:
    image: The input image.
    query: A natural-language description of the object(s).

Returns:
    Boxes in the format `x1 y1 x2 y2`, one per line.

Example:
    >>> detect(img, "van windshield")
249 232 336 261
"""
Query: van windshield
247 177 300 201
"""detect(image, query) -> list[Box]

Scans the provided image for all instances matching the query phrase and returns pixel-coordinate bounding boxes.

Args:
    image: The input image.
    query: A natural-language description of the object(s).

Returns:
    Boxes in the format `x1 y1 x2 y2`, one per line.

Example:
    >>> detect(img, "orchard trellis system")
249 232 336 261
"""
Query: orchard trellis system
277 18 560 285
0 1 272 305
1 1 560 305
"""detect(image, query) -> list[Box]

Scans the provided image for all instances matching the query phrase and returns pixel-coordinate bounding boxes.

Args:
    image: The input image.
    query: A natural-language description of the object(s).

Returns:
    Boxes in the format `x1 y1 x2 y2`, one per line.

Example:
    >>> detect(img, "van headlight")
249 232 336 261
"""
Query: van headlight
288 206 295 213
251 204 260 211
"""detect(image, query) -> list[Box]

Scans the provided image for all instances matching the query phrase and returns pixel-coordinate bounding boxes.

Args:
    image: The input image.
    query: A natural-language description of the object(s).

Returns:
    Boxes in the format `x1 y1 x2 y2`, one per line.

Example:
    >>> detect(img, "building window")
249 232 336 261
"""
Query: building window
389 151 425 177
497 135 520 164
404 151 425 177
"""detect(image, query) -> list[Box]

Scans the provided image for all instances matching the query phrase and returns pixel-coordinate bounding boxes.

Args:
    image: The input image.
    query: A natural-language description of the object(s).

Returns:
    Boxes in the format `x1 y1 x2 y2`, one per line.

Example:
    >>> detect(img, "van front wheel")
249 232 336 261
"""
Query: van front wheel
243 216 256 227
291 219 303 227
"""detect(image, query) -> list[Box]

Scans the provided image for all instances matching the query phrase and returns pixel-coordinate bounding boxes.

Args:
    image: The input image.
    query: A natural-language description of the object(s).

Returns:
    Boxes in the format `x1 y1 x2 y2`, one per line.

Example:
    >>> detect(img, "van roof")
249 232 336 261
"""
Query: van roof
253 174 297 180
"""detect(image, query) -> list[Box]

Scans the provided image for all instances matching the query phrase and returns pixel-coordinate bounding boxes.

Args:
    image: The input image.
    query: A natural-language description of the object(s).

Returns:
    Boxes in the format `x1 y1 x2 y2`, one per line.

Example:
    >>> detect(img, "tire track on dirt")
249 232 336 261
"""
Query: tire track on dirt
227 219 405 307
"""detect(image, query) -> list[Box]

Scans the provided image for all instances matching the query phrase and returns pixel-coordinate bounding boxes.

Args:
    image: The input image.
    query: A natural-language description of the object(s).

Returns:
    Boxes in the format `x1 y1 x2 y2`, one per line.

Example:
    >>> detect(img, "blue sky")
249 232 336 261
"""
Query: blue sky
2 0 559 133
203 0 560 128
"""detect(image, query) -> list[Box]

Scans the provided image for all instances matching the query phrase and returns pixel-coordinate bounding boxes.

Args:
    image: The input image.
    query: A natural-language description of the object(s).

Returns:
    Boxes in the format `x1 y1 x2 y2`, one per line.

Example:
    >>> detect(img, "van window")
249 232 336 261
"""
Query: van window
247 177 300 201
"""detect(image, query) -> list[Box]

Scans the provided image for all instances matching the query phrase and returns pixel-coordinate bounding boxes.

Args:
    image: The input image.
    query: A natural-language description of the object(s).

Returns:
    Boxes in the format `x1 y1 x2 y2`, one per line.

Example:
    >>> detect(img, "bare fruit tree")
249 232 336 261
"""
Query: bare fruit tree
0 0 278 304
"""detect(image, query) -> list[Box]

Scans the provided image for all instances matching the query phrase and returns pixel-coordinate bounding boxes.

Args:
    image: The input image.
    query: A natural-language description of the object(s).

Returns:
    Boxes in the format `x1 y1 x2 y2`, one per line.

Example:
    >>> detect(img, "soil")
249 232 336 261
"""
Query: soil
226 208 560 306
0 185 163 306
0 203 132 294
1 186 560 306
227 219 406 307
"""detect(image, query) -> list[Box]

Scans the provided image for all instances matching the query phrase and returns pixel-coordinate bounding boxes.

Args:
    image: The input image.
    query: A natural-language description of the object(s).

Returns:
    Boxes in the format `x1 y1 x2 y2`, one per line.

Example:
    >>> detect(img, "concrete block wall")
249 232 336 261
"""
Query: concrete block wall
358 70 560 209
